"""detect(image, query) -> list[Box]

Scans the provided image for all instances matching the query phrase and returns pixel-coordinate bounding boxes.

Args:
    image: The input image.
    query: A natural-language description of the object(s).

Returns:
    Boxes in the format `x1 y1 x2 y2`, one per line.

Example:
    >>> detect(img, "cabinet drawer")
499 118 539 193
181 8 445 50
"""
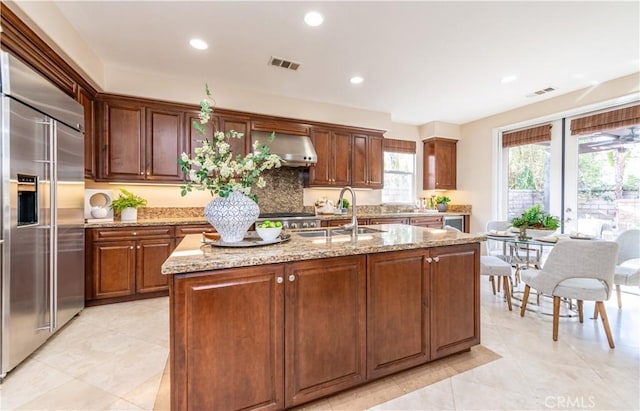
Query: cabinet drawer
175 224 216 238
409 217 443 227
369 217 409 225
91 226 174 241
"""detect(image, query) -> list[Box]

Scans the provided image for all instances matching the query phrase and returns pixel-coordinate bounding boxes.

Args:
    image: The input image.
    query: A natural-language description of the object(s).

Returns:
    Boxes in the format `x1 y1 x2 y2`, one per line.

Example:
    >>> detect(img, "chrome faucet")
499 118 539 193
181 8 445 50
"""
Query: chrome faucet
338 186 357 233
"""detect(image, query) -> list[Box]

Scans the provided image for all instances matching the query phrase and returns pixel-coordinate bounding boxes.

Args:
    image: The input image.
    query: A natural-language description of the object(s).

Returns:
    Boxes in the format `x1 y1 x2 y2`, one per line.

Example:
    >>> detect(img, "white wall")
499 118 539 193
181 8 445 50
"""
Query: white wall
458 73 640 233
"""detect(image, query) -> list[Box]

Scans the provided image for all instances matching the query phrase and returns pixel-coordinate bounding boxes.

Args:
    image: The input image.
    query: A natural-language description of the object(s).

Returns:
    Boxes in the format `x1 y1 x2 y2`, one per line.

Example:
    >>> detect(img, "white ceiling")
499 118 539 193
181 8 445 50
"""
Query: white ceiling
51 1 640 125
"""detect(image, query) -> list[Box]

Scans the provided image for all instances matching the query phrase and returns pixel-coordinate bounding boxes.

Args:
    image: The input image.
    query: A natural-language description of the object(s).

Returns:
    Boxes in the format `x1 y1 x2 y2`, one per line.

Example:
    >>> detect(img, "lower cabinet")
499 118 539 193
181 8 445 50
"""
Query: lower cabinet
170 255 366 410
429 243 480 359
169 244 480 410
86 227 175 305
368 250 430 379
285 256 366 407
322 218 369 227
409 216 443 228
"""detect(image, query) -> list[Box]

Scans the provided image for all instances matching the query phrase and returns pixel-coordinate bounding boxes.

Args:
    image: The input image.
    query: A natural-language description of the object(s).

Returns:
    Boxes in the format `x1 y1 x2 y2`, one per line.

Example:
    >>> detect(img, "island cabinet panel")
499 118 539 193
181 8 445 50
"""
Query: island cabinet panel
170 265 285 411
429 243 480 359
367 250 430 379
284 256 366 407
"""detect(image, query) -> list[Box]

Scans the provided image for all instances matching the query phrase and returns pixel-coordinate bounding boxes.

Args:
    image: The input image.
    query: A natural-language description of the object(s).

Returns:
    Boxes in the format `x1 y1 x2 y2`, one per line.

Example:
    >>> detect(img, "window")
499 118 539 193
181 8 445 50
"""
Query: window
503 124 553 220
382 151 415 204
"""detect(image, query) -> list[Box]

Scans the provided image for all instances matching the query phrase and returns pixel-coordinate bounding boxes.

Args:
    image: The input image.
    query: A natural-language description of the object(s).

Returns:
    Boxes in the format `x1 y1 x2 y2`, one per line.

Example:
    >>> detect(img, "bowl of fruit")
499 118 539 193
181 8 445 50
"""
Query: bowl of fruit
256 220 283 242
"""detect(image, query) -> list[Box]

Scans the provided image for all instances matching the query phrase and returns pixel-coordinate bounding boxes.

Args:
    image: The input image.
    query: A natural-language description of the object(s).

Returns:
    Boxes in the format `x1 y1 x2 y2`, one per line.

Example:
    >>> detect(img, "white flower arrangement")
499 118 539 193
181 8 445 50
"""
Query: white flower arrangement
178 85 282 202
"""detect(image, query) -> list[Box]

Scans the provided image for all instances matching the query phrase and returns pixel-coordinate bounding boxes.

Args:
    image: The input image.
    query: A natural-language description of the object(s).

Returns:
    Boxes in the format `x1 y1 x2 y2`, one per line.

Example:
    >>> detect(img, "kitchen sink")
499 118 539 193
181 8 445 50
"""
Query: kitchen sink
294 227 385 238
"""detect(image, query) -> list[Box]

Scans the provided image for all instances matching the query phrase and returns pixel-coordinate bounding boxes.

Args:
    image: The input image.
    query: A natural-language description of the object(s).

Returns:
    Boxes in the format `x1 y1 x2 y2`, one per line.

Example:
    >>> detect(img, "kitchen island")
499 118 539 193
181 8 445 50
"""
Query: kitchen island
162 224 484 410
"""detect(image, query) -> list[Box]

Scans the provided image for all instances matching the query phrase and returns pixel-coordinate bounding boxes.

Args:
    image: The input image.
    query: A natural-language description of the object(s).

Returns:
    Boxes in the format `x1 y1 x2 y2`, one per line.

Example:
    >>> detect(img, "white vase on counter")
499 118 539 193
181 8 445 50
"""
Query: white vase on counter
204 190 259 243
121 207 138 222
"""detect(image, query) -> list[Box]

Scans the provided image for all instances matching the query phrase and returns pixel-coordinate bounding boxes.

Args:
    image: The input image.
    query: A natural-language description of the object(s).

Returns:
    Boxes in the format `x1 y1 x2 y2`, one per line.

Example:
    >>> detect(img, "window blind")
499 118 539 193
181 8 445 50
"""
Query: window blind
383 138 416 153
570 104 640 136
502 124 552 148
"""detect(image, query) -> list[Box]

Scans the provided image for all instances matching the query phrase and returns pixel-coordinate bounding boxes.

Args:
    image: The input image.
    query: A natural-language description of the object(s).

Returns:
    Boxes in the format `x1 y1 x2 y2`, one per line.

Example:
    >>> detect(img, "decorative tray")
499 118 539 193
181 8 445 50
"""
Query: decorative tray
202 232 291 248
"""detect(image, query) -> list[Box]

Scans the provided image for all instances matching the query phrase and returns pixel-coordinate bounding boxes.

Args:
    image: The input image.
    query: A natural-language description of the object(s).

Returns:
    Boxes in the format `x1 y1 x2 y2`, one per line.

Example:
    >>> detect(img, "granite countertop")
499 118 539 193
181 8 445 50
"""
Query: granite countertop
84 211 468 228
161 224 486 275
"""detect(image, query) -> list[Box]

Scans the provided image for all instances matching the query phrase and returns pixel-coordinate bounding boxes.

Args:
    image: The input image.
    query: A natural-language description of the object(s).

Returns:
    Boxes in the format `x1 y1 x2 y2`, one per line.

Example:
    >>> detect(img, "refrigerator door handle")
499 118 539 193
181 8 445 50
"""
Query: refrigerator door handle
48 119 58 332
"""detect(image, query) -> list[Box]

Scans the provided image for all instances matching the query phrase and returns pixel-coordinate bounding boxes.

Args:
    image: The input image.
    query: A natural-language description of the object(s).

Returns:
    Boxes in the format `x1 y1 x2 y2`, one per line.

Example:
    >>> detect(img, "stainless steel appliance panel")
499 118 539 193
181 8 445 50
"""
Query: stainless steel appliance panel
1 51 84 381
4 98 52 373
443 215 465 232
54 122 84 327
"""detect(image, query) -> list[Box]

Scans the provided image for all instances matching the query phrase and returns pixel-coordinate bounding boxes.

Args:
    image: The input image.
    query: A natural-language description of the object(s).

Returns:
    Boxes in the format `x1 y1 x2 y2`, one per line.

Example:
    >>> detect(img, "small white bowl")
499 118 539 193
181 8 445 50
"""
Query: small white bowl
256 226 282 242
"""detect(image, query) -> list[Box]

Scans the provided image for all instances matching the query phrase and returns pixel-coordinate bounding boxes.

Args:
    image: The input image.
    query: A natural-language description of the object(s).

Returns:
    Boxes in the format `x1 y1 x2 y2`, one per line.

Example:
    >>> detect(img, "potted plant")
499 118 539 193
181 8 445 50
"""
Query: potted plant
434 195 451 212
511 204 560 239
336 197 350 213
110 189 147 221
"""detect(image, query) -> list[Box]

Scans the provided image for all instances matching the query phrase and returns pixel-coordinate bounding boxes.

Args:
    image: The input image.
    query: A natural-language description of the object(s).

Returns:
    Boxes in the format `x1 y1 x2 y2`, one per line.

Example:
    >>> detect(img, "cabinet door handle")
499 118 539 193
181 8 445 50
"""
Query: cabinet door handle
433 257 440 263
132 232 137 236
136 245 140 249
426 257 433 263
288 274 296 282
130 246 134 250
140 171 144 175
276 276 284 284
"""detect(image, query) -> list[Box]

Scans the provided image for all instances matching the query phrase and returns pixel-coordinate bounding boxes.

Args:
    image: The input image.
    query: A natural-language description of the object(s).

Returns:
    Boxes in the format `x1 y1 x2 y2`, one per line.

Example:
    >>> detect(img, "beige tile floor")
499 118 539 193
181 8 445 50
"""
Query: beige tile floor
0 281 638 410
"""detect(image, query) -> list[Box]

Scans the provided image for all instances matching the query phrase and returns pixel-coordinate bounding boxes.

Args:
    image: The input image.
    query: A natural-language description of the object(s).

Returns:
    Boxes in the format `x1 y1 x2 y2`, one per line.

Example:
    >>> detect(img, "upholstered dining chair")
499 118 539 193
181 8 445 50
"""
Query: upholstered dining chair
485 220 512 261
519 240 619 348
613 228 640 309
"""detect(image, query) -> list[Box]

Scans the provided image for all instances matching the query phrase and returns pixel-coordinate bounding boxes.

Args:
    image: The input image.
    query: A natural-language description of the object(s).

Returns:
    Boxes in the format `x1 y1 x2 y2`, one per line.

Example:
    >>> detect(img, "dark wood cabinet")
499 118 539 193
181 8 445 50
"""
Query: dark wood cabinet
97 96 188 182
369 217 409 225
92 240 136 299
86 226 174 305
285 256 366 407
423 138 457 190
186 111 216 157
168 242 480 410
135 239 175 293
367 250 430 379
145 107 185 181
219 115 251 157
170 256 365 410
429 243 480 359
308 128 351 187
98 98 146 181
352 134 383 189
77 87 95 179
409 216 443 229
170 264 285 411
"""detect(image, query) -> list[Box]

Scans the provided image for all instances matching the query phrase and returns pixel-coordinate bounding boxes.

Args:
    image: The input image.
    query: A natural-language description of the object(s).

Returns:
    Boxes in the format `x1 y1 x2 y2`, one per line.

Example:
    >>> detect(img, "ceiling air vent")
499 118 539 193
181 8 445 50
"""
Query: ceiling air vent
526 86 557 98
269 56 301 71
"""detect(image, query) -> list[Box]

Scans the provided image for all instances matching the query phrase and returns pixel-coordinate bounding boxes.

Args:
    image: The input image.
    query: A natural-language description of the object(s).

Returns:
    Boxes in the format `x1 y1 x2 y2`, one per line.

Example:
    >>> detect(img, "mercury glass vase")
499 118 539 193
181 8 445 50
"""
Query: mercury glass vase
204 190 260 243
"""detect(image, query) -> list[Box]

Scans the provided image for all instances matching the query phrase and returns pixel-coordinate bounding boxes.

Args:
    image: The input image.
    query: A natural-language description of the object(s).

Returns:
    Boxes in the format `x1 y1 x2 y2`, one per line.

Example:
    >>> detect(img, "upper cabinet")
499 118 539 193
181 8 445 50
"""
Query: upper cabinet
307 128 351 187
308 128 384 188
96 96 187 182
352 133 383 189
423 138 457 190
77 87 95 179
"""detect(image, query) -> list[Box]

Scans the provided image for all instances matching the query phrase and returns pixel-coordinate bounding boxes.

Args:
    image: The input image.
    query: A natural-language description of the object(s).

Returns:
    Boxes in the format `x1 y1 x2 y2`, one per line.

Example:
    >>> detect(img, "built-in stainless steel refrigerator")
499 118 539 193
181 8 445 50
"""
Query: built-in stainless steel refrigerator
0 52 84 381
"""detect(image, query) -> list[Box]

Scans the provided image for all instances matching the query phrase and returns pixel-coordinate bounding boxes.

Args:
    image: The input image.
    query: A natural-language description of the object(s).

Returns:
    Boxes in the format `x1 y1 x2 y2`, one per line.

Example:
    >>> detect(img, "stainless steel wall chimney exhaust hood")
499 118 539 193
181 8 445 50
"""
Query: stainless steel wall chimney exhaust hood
251 131 317 167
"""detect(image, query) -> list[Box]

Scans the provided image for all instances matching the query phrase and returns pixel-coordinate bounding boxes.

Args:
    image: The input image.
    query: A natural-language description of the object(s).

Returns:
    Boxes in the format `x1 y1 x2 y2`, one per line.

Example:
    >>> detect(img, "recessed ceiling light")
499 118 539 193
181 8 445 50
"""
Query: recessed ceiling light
350 76 364 85
189 38 208 50
304 11 324 27
500 75 517 84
